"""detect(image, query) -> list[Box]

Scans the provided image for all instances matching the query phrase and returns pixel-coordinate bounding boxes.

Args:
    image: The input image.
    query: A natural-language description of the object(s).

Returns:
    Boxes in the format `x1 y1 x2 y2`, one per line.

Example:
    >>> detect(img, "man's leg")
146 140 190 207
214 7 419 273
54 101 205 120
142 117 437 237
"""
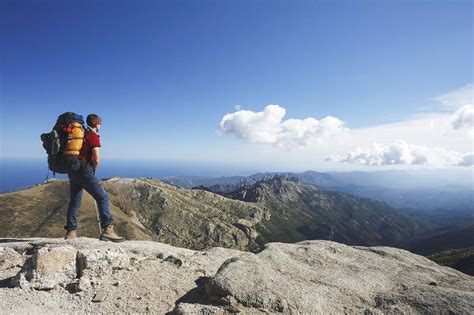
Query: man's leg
81 165 124 242
65 175 83 232
81 167 113 230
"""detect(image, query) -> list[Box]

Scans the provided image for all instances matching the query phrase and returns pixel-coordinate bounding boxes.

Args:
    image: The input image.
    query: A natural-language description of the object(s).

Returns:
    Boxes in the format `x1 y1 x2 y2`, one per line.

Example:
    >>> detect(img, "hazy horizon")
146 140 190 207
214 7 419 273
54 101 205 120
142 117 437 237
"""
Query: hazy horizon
1 157 472 193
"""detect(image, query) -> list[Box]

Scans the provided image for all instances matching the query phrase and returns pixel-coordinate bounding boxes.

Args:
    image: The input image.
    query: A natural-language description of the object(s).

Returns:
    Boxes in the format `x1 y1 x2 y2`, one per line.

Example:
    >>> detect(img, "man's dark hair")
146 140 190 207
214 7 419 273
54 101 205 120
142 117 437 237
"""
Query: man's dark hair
87 114 102 127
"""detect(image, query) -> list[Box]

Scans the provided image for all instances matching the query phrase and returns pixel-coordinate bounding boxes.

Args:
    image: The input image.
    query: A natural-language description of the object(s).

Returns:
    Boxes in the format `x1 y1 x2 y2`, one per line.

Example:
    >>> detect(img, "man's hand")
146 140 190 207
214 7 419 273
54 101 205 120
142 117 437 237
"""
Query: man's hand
91 147 101 169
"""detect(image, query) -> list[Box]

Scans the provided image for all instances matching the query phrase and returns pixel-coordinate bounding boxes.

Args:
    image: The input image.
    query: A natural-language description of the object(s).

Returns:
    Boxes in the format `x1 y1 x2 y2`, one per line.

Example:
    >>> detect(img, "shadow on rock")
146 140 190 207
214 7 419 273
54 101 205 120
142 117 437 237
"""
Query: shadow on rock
0 276 14 288
0 239 30 244
167 276 219 315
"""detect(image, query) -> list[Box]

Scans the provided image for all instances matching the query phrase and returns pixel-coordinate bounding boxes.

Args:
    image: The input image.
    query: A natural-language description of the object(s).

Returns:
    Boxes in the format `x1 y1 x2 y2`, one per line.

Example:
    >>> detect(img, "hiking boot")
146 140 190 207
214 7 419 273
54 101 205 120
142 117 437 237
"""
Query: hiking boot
65 230 77 240
100 225 125 243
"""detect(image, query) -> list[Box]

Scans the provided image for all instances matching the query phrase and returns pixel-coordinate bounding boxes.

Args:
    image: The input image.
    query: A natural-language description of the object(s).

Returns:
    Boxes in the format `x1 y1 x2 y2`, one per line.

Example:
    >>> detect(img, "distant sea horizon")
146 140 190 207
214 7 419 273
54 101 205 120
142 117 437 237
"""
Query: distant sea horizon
2 158 473 194
0 158 262 193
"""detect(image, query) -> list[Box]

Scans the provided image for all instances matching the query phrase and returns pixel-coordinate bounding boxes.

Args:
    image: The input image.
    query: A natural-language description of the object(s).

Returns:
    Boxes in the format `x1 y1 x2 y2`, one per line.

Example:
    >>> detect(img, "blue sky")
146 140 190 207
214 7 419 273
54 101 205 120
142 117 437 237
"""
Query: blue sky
1 0 473 171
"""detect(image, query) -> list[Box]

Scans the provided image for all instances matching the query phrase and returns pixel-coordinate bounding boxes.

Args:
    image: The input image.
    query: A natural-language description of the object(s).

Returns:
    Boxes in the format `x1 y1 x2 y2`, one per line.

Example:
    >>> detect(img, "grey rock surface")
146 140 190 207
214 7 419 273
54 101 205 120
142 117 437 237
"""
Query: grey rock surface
202 240 474 313
0 238 472 314
0 237 249 313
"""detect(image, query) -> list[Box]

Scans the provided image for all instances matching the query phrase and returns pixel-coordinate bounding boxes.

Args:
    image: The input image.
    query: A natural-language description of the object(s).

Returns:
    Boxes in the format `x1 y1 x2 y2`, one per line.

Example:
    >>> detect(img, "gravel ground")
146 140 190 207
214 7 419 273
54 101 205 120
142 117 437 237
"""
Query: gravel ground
0 238 248 314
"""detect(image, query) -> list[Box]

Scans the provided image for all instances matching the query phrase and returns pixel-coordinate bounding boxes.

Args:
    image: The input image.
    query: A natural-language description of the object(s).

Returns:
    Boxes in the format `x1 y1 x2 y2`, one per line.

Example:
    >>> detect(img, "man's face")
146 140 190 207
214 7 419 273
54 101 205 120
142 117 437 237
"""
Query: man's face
96 122 101 132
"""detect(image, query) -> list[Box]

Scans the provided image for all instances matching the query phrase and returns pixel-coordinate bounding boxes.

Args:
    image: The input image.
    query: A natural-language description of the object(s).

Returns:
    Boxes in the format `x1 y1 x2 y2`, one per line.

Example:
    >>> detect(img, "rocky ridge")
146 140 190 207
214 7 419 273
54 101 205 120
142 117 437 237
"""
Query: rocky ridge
103 177 269 251
226 177 425 247
0 179 155 241
0 238 472 314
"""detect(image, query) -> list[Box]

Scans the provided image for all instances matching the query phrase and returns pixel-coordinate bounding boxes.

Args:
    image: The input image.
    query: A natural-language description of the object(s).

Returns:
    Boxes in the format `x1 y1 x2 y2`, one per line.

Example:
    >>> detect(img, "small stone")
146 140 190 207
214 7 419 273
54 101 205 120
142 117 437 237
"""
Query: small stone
429 281 438 286
92 292 105 303
164 255 183 267
113 281 120 287
65 279 80 293
157 253 165 259
227 305 240 313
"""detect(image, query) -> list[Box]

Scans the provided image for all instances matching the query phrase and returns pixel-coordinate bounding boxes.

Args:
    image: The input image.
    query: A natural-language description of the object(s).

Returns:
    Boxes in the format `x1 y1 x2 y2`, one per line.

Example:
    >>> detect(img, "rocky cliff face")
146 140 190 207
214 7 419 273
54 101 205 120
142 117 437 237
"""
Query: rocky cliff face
0 238 472 314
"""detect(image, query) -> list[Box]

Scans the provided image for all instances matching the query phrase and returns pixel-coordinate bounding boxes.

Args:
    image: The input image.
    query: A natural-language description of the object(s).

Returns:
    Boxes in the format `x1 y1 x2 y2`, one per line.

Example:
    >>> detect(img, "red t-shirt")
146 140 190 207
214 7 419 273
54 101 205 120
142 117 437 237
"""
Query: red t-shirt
79 130 101 164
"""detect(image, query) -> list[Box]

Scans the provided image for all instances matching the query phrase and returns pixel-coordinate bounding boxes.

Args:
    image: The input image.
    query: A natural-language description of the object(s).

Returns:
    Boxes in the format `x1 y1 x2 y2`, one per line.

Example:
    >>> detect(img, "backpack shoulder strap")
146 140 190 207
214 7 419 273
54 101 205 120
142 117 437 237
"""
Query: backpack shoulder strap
83 127 93 143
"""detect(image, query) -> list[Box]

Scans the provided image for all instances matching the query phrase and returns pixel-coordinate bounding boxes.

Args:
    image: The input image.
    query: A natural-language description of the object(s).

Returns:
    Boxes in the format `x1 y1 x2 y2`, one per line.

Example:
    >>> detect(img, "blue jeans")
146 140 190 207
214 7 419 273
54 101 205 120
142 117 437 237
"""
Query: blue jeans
65 165 113 232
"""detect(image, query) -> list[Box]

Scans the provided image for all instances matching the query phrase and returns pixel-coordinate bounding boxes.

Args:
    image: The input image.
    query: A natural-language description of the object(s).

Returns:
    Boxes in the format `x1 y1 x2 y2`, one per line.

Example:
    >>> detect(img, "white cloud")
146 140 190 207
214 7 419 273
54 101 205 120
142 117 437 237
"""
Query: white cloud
218 104 347 149
433 83 473 109
219 105 285 144
337 140 472 167
214 85 473 170
451 104 474 129
343 112 472 154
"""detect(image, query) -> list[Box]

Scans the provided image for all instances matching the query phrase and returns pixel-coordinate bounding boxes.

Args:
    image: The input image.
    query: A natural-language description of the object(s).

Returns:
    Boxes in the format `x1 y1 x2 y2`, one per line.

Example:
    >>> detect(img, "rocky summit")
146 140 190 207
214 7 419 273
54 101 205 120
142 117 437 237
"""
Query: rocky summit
1 238 472 314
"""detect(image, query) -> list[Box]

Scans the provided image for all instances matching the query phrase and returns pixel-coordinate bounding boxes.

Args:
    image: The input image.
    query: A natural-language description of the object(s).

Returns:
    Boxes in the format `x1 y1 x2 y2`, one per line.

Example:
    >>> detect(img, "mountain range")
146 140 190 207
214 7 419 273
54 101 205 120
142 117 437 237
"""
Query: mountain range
164 170 474 227
1 175 471 274
224 176 425 247
1 176 425 250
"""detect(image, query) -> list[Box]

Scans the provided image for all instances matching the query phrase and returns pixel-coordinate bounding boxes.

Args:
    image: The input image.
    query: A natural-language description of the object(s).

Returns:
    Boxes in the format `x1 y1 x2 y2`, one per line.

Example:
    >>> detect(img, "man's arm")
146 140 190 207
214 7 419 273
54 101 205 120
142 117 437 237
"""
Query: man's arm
91 147 101 169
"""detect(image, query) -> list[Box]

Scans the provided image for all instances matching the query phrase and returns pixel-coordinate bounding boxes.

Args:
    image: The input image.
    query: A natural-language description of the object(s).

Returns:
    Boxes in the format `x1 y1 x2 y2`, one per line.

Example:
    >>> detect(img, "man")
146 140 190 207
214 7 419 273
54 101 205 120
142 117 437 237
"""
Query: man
64 114 125 242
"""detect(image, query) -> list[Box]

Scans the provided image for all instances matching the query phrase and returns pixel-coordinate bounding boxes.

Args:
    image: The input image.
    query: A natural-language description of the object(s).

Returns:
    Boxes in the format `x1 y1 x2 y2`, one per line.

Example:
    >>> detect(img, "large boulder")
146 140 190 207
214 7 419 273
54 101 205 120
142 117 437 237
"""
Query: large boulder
10 244 133 291
198 240 474 313
12 245 77 290
34 246 77 276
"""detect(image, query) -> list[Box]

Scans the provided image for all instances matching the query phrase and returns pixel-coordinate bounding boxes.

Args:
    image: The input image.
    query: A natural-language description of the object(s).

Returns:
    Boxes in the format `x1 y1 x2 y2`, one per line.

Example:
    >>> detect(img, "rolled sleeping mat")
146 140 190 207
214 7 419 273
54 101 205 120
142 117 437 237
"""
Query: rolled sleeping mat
63 122 84 156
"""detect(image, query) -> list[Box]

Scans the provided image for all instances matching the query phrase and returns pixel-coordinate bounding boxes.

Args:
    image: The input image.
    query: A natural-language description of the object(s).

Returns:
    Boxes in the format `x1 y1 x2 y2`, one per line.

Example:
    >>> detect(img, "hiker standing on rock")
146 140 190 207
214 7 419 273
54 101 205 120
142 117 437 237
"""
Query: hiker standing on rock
64 114 124 242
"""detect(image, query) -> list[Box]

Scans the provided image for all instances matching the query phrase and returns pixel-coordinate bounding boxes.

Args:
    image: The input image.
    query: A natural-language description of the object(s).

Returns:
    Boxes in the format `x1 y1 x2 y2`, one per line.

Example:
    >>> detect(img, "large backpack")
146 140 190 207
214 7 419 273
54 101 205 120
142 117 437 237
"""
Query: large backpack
41 112 86 175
